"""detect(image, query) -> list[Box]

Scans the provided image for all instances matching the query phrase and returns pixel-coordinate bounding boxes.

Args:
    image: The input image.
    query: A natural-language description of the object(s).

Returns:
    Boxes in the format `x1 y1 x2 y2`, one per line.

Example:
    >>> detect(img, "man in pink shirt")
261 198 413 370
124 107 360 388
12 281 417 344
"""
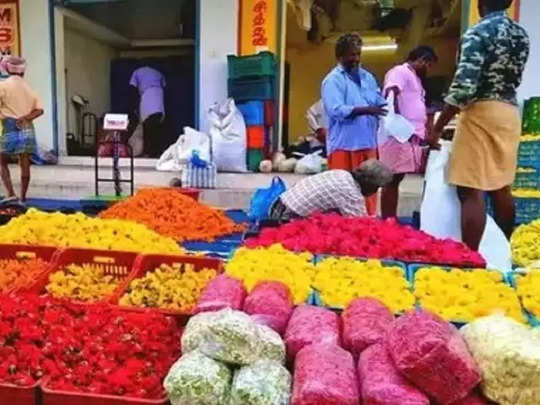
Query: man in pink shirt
379 46 438 218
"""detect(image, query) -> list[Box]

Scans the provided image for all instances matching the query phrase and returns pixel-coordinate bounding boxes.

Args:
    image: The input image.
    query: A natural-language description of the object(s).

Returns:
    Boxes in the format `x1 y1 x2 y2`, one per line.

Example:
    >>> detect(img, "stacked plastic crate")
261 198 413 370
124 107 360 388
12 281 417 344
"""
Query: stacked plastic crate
227 52 276 172
513 98 540 224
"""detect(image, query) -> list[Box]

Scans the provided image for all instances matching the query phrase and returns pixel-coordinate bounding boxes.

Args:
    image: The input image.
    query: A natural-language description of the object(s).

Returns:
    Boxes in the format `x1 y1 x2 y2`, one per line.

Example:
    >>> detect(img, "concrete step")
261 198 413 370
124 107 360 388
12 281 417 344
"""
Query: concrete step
3 164 424 216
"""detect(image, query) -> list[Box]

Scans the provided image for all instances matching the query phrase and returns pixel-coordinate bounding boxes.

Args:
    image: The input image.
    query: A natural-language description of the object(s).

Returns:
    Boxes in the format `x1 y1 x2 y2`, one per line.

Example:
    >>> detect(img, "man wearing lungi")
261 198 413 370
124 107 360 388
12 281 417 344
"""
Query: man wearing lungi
429 0 529 251
322 33 388 215
0 57 43 203
380 46 438 218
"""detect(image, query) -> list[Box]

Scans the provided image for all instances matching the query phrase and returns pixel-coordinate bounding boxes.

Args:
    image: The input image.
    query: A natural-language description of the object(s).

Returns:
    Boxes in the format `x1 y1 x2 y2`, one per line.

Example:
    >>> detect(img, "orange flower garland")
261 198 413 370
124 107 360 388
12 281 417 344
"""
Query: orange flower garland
99 188 244 242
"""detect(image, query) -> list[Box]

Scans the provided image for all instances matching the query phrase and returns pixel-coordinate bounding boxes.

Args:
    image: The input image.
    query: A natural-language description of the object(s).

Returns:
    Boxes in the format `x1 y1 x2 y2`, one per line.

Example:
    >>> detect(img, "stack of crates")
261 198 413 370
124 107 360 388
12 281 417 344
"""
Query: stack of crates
227 52 276 172
512 97 540 224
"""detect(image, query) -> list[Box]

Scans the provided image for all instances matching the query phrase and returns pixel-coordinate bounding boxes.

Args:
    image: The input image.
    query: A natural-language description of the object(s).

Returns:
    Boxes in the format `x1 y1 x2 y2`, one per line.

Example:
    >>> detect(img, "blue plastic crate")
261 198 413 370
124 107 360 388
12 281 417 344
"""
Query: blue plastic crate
506 271 540 327
515 197 540 225
227 52 276 80
518 140 540 167
228 77 274 101
238 101 265 126
513 168 540 189
312 256 409 313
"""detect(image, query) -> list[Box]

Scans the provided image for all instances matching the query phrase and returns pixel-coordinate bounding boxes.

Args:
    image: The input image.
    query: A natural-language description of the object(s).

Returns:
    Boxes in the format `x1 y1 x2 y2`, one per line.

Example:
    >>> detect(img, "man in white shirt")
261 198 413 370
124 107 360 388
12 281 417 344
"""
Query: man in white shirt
306 99 328 145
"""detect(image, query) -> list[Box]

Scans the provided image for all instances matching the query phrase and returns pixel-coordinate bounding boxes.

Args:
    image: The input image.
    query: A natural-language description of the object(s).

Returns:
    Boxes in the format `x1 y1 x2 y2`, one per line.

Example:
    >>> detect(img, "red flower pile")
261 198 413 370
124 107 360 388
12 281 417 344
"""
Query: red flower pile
0 294 182 399
246 214 485 267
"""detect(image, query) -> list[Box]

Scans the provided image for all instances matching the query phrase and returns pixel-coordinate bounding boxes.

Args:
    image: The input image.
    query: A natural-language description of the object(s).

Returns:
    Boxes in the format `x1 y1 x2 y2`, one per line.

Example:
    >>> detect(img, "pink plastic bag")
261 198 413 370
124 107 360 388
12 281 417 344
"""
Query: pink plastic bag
358 343 429 405
285 305 340 359
342 298 394 358
243 281 293 335
292 344 359 405
386 311 480 405
194 274 247 314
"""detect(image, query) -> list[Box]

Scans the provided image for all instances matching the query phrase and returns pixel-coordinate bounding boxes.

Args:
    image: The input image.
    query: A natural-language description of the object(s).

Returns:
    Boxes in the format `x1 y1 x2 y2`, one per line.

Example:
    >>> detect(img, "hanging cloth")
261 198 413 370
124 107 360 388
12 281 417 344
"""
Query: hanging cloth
288 0 315 31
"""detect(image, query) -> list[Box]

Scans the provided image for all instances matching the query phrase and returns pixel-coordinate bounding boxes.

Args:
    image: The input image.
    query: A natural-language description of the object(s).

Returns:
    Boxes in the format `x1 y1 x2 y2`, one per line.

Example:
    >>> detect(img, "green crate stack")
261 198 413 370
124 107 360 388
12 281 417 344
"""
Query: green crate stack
228 52 277 172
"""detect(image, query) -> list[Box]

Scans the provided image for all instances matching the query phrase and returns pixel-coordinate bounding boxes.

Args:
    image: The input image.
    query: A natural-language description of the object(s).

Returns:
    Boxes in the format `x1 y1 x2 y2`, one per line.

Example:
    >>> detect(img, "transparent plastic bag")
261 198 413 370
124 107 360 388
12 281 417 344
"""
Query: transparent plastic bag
244 281 293 335
163 350 231 405
292 344 359 405
359 343 429 405
461 314 540 405
256 324 286 364
194 274 247 314
284 305 340 359
230 359 291 405
387 311 480 405
342 298 394 357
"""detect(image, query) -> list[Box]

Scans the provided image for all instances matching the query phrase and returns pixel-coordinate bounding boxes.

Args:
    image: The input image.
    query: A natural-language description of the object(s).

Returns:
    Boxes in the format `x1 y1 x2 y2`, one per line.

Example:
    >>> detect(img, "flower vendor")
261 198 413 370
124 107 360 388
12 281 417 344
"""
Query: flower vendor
269 159 393 222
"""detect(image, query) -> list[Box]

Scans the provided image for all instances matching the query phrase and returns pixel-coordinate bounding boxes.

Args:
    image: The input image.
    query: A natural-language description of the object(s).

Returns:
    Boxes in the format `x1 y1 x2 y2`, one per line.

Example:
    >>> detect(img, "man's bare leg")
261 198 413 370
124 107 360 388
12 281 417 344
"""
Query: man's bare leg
381 174 405 218
456 186 486 251
0 154 16 199
19 153 31 202
489 185 515 240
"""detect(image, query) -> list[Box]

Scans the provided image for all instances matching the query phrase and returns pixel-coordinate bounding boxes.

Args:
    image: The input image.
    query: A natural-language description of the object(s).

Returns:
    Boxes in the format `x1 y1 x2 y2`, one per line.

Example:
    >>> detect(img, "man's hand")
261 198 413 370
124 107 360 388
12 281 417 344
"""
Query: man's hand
354 106 388 117
16 117 28 130
426 130 442 150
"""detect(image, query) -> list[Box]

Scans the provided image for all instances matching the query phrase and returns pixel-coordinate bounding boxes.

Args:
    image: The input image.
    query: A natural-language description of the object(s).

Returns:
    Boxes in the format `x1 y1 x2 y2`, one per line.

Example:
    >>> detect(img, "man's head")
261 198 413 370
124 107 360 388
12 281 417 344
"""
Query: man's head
336 33 363 73
351 159 394 197
4 56 26 76
478 0 513 17
407 46 438 77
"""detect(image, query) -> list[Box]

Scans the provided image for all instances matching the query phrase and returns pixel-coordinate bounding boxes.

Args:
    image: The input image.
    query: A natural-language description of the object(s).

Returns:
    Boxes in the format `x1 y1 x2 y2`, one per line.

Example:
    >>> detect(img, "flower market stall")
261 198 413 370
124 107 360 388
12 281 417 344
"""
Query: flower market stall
0 189 538 405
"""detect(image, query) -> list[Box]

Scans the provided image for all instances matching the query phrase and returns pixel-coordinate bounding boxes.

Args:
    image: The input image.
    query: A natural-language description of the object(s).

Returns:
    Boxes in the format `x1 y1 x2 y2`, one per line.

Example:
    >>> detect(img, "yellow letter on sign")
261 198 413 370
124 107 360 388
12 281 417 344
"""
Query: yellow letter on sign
239 0 277 56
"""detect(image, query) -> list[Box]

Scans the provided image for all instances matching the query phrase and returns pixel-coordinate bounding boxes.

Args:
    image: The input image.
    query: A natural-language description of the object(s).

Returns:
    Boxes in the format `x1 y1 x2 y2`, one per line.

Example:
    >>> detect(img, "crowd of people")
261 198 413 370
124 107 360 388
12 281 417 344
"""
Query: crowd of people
282 0 529 253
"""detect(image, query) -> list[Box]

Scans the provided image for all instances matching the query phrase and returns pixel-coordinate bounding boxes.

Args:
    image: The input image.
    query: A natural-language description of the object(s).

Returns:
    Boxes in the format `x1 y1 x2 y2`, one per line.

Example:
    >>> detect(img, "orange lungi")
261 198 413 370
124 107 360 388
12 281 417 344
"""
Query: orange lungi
328 149 378 215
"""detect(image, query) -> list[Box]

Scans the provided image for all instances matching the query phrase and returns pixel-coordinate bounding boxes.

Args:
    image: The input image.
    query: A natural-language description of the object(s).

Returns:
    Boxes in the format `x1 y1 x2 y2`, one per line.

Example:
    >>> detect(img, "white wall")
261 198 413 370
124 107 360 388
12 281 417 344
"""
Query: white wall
518 1 540 103
198 0 238 132
64 27 118 134
20 0 55 150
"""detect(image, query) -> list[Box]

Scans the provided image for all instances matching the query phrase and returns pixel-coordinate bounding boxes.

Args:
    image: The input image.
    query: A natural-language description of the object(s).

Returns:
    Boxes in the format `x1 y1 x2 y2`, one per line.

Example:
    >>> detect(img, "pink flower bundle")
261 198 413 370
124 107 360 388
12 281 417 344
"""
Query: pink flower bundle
246 214 485 267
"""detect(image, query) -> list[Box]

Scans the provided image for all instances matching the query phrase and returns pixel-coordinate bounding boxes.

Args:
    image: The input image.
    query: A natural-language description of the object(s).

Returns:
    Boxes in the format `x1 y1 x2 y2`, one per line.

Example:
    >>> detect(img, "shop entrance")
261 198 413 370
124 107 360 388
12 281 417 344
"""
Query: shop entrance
284 0 462 150
54 0 196 159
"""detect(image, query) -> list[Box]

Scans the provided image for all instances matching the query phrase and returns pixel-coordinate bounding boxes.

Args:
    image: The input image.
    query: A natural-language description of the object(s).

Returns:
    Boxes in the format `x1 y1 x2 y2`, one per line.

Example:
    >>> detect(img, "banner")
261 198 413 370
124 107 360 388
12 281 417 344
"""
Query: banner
468 0 520 26
239 0 277 56
0 0 20 56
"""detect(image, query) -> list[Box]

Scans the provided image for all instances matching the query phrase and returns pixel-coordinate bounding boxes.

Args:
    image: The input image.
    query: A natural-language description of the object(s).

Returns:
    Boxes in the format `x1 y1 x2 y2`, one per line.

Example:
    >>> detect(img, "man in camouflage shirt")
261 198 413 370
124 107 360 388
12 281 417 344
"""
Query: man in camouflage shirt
429 0 529 251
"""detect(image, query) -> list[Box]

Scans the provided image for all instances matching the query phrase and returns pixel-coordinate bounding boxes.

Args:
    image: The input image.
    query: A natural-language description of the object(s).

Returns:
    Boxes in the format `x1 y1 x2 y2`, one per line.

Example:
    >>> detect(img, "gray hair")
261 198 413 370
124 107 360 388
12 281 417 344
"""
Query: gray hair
352 159 393 188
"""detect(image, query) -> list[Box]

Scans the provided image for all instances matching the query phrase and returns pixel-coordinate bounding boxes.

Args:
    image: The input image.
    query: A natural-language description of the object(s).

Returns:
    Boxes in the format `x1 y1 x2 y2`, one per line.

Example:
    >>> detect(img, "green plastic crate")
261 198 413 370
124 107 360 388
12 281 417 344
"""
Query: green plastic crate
228 77 274 101
247 149 264 172
227 52 275 80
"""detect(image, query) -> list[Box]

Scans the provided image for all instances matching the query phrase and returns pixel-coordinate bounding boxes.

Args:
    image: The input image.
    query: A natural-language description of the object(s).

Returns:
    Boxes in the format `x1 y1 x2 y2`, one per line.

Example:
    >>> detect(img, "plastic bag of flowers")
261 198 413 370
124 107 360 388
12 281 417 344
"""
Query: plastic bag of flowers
182 309 260 365
342 298 394 358
291 344 359 405
181 311 218 353
284 305 340 359
460 314 540 405
193 274 247 314
229 359 291 405
386 310 480 404
163 350 231 405
256 323 286 364
243 281 294 335
358 343 429 405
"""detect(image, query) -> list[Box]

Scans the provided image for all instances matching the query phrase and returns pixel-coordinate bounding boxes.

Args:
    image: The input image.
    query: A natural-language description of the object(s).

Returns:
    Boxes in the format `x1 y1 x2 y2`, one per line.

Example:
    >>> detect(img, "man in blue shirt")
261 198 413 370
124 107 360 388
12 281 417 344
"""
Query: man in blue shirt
322 33 387 215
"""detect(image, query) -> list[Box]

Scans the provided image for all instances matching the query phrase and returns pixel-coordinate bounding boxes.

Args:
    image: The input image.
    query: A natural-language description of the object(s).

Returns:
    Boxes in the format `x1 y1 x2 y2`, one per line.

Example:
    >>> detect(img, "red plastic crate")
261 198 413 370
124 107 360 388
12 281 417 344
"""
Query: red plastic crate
29 248 139 304
41 380 168 405
0 380 41 405
113 253 223 318
0 244 60 293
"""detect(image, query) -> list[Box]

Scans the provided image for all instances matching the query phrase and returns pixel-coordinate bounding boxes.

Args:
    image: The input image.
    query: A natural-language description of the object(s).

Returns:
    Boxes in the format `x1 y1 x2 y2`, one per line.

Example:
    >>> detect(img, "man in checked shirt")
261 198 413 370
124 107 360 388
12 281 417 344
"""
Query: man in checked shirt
269 160 393 223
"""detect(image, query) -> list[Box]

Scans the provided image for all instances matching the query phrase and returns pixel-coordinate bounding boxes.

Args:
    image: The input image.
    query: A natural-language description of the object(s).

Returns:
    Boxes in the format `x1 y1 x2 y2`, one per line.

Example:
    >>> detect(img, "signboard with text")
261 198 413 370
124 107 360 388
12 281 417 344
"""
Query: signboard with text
0 0 19 56
239 0 277 55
